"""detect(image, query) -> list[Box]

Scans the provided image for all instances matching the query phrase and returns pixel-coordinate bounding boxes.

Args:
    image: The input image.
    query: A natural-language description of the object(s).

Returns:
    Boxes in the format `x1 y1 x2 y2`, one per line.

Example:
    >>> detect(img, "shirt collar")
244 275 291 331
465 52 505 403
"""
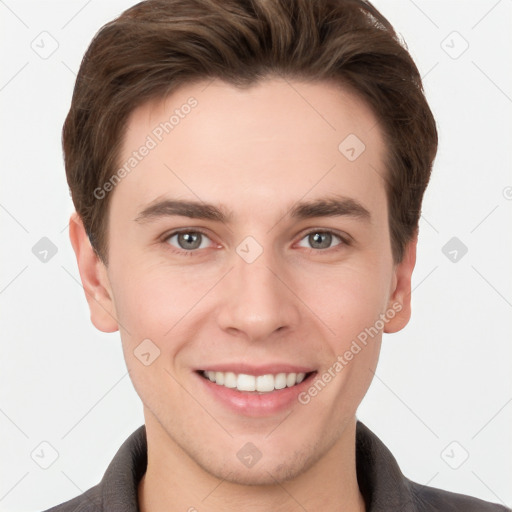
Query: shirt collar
98 420 416 511
355 421 416 511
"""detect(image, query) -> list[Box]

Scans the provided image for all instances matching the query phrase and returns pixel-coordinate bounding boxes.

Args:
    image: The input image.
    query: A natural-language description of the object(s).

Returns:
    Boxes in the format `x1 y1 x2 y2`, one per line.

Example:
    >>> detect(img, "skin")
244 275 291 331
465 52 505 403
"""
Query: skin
70 78 416 512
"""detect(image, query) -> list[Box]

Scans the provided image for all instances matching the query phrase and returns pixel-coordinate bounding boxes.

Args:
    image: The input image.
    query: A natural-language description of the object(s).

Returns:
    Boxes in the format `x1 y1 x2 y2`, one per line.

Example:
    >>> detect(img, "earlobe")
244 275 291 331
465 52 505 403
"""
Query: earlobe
68 212 119 333
384 235 417 334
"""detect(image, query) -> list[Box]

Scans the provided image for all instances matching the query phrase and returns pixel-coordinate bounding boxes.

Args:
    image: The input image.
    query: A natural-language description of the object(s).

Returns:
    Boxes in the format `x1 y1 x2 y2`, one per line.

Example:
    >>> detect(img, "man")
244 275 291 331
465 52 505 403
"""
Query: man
45 0 509 510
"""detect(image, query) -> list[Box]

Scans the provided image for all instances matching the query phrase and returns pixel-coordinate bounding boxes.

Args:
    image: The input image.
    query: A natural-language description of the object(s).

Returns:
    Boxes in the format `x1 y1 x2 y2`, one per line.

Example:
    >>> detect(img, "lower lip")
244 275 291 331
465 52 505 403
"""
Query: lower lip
195 371 316 417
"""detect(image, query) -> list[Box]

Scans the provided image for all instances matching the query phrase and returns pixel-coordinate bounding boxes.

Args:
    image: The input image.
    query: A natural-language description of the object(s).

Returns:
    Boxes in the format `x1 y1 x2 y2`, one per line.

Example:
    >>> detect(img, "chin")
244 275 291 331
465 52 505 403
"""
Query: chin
195 443 322 486
203 462 301 486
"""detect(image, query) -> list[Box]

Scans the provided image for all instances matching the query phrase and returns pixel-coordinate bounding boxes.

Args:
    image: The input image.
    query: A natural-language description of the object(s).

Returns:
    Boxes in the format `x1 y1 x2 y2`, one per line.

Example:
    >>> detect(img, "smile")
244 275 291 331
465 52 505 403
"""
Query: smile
200 370 312 393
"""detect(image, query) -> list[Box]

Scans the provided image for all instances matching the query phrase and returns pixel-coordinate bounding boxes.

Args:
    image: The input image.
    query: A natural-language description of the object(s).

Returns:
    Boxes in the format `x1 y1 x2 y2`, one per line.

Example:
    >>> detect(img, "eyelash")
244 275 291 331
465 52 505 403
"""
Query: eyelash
161 228 351 256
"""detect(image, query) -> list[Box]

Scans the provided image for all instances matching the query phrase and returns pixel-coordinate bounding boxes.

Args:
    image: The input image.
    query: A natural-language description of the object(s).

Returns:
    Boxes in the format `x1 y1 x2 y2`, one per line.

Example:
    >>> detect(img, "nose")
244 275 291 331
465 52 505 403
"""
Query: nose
216 247 301 343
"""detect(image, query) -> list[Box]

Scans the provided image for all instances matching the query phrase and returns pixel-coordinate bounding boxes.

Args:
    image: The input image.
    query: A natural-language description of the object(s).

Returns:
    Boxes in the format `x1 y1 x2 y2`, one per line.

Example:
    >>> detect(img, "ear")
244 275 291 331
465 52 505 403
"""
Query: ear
68 212 119 333
384 234 417 334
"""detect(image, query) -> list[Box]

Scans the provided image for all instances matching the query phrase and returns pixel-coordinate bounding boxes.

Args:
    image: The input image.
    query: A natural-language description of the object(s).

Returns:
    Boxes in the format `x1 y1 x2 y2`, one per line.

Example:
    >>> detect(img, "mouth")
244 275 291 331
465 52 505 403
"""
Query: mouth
197 369 316 394
194 363 318 416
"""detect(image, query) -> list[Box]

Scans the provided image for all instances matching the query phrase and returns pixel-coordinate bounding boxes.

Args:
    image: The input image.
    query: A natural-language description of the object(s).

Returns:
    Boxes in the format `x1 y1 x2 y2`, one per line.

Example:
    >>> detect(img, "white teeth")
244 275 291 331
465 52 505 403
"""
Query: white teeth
274 373 287 389
256 374 274 392
202 370 310 393
224 372 237 388
237 374 256 391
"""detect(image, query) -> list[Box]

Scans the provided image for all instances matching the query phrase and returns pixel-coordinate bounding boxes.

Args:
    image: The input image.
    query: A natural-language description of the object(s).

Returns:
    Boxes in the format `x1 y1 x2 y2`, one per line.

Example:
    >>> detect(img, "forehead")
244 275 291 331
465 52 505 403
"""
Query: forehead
112 78 387 222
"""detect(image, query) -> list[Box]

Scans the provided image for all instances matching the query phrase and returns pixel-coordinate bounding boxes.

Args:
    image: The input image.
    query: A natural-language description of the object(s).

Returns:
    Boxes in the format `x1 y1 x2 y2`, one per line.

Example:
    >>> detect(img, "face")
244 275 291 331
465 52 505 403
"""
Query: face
72 78 415 485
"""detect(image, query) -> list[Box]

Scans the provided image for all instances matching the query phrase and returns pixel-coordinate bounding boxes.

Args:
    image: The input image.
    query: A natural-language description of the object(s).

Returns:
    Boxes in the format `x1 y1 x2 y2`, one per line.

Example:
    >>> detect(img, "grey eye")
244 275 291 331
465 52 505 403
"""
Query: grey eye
297 231 342 250
167 231 211 251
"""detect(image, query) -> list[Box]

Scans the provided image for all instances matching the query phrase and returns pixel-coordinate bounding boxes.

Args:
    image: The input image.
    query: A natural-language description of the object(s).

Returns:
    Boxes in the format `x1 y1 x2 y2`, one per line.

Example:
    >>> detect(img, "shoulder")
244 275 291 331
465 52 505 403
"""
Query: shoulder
409 479 511 512
39 424 146 512
40 483 102 512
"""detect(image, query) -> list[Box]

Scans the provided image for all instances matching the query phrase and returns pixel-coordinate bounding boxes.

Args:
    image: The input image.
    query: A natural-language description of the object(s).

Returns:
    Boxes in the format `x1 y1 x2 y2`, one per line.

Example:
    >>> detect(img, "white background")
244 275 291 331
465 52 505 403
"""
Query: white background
1 0 511 510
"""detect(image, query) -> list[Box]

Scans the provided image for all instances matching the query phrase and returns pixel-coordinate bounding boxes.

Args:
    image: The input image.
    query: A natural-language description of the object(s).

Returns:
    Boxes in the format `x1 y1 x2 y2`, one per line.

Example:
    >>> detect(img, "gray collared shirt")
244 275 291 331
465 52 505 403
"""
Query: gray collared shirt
42 421 510 511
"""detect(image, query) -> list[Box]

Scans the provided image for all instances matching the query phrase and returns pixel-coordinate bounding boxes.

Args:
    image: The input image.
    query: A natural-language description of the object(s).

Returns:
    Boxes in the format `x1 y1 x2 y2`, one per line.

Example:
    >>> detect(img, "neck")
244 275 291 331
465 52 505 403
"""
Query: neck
138 413 366 512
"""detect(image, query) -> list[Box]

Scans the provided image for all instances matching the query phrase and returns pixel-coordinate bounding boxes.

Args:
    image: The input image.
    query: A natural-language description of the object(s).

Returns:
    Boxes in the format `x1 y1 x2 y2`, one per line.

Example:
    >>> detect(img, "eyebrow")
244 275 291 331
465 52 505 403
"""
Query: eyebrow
134 195 371 224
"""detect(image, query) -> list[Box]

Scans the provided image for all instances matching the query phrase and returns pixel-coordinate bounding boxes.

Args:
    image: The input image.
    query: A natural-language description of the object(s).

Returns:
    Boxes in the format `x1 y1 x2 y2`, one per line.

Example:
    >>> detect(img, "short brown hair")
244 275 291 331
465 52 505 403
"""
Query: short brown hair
63 0 437 264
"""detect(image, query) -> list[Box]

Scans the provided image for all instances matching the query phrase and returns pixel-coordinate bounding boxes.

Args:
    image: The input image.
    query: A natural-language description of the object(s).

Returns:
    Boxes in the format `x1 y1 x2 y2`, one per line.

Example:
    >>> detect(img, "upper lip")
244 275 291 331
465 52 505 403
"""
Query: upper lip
197 363 316 376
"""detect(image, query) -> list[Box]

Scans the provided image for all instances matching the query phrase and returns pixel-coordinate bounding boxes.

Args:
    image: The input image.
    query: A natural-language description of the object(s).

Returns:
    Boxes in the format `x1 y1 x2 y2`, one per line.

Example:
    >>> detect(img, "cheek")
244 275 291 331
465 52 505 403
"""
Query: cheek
113 279 171 340
108 263 222 380
110 259 206 337
300 263 391 342
109 270 189 407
